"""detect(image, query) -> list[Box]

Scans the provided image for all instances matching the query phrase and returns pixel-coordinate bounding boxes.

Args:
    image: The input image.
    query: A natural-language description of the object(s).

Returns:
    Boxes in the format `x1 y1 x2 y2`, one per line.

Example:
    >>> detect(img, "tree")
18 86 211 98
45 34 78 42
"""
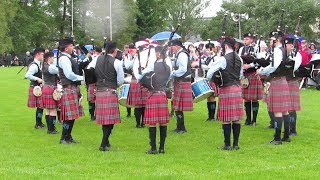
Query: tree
203 0 320 41
0 0 18 53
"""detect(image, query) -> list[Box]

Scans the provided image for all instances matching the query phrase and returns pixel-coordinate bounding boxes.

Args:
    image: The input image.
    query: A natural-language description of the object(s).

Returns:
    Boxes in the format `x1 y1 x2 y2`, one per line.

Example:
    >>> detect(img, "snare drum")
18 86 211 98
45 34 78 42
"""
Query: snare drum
118 84 130 107
192 79 214 103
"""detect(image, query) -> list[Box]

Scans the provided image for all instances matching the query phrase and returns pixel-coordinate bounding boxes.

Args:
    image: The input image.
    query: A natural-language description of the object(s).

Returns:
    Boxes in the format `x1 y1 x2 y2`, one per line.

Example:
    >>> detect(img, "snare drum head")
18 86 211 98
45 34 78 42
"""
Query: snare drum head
33 86 42 97
192 79 214 103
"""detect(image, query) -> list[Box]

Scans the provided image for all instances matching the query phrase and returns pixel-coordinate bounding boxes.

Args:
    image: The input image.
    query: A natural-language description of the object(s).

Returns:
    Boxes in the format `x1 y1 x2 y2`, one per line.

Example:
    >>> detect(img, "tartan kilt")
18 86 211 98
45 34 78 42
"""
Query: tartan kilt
173 82 193 111
209 81 220 97
288 79 301 111
267 76 291 113
27 86 43 108
60 85 84 121
87 83 96 102
217 85 244 122
144 92 170 125
96 90 121 125
242 72 263 101
126 79 149 107
42 85 58 109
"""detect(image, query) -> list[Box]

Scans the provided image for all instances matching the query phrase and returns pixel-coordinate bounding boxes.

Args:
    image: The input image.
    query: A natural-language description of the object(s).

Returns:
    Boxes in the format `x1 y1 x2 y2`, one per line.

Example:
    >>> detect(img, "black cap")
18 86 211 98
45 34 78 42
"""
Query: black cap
285 37 295 44
33 47 45 55
59 38 74 47
94 46 102 53
243 33 253 38
44 52 54 59
128 43 135 49
205 43 214 49
224 37 236 48
168 39 183 47
269 30 284 38
105 41 117 53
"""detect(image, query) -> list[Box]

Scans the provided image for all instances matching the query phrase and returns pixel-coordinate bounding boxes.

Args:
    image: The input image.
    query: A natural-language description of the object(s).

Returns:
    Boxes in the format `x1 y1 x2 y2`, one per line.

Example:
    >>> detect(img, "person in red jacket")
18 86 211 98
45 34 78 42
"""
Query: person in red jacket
299 40 312 65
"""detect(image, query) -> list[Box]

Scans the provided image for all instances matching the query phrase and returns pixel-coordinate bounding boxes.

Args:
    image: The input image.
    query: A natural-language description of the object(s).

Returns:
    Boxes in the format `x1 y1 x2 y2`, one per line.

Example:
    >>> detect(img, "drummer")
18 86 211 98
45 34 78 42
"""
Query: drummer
206 37 243 150
124 44 148 128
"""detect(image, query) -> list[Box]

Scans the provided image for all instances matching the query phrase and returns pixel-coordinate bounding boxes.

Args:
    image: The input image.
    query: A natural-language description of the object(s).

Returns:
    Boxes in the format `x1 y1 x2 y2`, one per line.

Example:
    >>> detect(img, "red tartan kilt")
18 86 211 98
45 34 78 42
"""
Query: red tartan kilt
42 85 58 109
27 86 43 108
126 79 149 107
60 85 84 121
288 79 301 111
209 81 220 97
96 90 121 125
144 92 170 125
267 77 291 113
242 72 263 101
87 83 96 102
173 82 193 111
217 85 244 122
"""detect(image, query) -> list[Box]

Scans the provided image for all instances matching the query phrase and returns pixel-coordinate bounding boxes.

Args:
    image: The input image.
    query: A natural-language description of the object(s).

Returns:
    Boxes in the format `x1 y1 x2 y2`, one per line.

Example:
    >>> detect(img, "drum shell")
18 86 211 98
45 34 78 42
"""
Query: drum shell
118 84 130 107
191 79 214 103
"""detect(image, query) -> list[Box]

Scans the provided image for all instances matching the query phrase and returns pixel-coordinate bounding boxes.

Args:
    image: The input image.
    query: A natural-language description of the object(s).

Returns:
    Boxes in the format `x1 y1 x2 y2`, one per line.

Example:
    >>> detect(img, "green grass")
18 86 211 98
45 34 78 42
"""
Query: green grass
1 66 320 179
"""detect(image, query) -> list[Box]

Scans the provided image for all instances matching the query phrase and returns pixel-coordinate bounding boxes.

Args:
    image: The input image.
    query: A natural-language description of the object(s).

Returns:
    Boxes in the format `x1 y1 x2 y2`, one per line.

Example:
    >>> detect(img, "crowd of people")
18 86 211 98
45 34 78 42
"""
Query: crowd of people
22 28 319 154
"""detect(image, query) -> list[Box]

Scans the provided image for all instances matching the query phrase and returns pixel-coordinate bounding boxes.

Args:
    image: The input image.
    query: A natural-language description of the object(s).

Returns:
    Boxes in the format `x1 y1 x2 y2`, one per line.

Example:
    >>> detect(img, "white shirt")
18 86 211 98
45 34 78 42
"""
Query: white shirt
58 52 84 81
86 54 100 69
206 50 243 80
172 48 189 77
25 59 42 81
257 44 283 75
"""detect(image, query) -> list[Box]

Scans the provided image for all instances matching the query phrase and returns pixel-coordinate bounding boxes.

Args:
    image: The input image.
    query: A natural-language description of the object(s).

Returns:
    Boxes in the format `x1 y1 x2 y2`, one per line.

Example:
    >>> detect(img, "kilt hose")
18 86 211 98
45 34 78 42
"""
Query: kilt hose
96 89 121 125
267 76 291 113
126 79 149 107
173 81 193 112
217 85 244 122
28 86 43 108
87 83 96 103
144 91 170 125
60 85 84 121
242 72 263 101
287 79 301 111
42 84 59 109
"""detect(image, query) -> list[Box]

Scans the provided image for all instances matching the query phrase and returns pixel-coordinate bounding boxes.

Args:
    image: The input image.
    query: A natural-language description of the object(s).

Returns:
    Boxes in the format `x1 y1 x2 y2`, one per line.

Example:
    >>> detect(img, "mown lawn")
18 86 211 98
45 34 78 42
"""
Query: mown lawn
1 66 320 179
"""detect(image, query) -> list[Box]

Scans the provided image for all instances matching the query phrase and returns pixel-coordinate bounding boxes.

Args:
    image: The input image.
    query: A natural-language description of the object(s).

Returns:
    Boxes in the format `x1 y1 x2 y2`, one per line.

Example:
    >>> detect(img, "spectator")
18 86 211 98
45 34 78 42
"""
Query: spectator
299 40 312 65
309 43 318 54
25 51 33 66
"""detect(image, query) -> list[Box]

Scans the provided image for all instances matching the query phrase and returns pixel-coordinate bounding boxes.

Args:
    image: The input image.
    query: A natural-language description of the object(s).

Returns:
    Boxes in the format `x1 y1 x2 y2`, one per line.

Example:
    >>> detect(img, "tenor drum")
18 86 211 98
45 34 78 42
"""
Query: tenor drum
192 79 214 103
118 84 130 107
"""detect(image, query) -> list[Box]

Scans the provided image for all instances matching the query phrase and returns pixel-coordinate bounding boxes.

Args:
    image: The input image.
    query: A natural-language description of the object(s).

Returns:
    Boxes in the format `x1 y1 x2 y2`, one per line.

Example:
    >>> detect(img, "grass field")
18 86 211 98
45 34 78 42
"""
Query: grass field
1 66 320 179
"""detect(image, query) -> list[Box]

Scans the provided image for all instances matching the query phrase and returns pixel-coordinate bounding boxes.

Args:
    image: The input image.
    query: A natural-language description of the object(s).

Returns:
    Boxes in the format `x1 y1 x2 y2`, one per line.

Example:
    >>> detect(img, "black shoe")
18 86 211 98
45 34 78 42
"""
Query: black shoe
70 138 80 143
126 114 131 117
40 123 46 128
177 129 187 134
159 149 165 154
206 118 215 121
281 137 291 142
59 139 71 144
172 128 180 133
290 132 297 136
34 124 43 129
136 124 141 128
232 146 240 150
251 122 256 126
218 145 232 150
269 140 282 145
170 111 175 117
140 124 145 128
244 121 251 126
47 130 58 134
267 125 274 129
99 146 110 151
146 149 158 154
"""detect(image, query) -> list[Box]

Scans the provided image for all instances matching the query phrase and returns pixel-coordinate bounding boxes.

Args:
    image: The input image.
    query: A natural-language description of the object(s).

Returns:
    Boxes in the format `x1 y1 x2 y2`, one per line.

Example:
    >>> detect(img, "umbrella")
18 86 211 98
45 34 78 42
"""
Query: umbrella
135 38 159 48
287 34 303 42
84 44 94 51
150 31 181 41
52 49 58 57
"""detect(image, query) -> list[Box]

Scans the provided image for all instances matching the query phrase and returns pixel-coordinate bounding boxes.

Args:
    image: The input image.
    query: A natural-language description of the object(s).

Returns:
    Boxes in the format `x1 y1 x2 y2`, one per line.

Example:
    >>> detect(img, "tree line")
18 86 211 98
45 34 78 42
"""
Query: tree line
0 0 319 54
